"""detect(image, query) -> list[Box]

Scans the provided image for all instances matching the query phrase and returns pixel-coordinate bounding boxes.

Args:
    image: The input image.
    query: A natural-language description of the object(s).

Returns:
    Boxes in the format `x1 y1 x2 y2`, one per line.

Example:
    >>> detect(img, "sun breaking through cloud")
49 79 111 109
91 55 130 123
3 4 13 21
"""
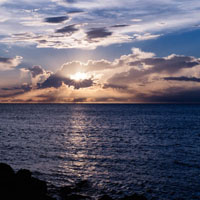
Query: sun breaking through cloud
1 48 200 103
0 0 200 103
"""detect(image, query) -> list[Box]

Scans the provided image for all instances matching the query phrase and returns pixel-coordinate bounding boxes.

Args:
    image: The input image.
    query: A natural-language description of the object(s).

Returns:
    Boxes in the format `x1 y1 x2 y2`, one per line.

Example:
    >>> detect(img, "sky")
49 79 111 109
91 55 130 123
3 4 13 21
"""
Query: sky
1 0 200 103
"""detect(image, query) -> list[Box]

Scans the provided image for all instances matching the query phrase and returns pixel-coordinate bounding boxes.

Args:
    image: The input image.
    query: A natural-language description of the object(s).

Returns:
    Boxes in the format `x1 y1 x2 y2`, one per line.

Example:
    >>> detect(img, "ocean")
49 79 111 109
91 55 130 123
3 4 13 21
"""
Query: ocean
0 104 200 200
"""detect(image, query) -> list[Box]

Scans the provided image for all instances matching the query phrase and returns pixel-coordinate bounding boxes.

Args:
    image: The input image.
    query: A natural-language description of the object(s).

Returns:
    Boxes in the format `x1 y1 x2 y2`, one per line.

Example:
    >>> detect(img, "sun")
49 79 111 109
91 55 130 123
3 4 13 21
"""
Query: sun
70 72 88 81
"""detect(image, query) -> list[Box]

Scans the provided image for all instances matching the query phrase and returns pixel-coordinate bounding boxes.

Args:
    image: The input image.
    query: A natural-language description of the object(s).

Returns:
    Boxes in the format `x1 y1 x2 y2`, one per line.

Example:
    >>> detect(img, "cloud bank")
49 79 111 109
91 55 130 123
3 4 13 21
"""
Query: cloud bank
1 48 200 103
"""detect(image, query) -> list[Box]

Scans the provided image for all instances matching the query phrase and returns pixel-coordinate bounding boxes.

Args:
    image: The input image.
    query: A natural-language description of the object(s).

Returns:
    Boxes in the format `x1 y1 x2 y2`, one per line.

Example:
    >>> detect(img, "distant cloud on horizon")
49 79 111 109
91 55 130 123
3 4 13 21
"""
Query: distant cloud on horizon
1 48 200 103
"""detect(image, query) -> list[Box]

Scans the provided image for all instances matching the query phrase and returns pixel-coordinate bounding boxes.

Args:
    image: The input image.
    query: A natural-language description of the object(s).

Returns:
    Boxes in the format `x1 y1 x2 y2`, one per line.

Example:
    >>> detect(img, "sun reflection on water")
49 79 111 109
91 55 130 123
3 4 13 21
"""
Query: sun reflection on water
58 106 108 182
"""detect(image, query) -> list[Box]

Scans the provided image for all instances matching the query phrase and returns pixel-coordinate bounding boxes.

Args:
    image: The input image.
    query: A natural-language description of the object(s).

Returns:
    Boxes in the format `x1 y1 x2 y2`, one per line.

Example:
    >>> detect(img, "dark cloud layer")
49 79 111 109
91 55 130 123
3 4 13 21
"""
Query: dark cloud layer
67 10 84 14
65 0 76 3
29 66 45 78
108 54 200 86
136 88 200 103
56 24 79 34
0 57 12 63
108 68 147 85
164 76 200 82
111 24 129 28
103 83 128 90
129 55 200 74
2 49 200 103
2 84 32 92
38 74 93 89
1 84 32 98
87 28 112 39
44 16 69 23
0 56 22 70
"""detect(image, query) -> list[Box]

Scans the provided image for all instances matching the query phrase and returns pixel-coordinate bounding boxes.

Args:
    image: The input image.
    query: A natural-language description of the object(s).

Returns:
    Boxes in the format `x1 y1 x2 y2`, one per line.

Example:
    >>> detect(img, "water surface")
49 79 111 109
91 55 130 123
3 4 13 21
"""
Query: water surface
0 104 200 199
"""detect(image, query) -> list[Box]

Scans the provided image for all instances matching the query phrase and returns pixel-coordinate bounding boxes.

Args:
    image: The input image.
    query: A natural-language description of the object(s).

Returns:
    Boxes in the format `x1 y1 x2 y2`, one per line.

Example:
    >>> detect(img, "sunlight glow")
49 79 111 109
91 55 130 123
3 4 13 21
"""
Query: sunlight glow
70 72 88 81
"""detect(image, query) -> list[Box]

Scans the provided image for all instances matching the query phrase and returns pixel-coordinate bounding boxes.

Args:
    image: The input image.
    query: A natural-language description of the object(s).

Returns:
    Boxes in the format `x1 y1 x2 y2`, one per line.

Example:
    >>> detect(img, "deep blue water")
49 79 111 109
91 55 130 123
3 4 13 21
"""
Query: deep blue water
0 104 200 200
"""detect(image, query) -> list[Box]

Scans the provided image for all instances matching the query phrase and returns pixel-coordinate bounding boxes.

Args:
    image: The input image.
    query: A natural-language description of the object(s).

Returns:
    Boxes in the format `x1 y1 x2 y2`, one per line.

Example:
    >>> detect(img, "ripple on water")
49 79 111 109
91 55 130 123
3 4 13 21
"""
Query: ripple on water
0 104 200 200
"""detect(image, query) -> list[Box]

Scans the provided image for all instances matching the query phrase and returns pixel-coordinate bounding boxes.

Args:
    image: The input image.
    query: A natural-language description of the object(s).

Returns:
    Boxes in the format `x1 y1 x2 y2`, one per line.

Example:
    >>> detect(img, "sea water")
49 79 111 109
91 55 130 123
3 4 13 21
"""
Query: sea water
0 104 200 200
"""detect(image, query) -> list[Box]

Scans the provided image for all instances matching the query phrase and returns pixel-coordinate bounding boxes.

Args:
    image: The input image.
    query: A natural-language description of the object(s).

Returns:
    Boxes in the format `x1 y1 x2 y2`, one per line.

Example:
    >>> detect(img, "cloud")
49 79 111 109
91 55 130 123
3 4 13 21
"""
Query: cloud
2 83 32 92
1 48 200 103
0 64 51 100
0 56 22 71
64 0 76 3
86 28 112 39
131 19 142 22
133 33 161 41
103 83 128 91
0 0 6 4
38 74 65 89
59 60 113 74
67 10 84 14
44 16 69 23
111 25 129 28
128 54 200 74
0 57 12 63
0 83 32 98
136 88 200 103
2 0 200 50
2 25 131 49
164 76 200 82
29 65 45 77
55 24 79 34
38 74 94 89
4 29 102 50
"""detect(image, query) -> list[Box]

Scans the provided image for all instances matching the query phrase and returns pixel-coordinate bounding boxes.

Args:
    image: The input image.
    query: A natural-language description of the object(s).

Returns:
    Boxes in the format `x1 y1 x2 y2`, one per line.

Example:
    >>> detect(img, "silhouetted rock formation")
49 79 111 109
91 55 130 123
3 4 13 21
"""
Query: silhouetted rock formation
119 194 147 200
99 194 148 200
99 194 114 200
0 163 55 200
0 163 148 200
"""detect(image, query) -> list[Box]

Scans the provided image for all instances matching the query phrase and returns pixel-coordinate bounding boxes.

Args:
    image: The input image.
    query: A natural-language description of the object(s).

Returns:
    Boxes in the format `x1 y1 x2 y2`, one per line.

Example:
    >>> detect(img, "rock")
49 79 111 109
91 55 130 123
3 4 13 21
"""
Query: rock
75 180 90 189
99 194 113 200
146 189 153 194
0 163 16 199
65 194 91 200
60 185 75 197
60 183 92 200
0 163 149 200
0 163 15 179
16 169 32 180
15 168 47 200
31 176 47 195
0 163 54 200
120 194 147 200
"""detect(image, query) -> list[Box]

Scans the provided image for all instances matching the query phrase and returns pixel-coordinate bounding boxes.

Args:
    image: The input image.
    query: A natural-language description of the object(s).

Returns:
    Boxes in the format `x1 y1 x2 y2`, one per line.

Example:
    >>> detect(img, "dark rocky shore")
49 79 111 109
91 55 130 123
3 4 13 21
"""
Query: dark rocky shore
0 163 148 200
